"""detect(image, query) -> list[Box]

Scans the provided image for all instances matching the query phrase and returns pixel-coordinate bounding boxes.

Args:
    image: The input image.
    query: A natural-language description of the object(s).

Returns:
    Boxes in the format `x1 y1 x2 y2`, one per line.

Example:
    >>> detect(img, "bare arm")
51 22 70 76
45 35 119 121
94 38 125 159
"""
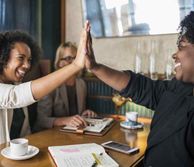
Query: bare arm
31 21 89 100
31 63 80 100
85 24 130 91
90 63 130 91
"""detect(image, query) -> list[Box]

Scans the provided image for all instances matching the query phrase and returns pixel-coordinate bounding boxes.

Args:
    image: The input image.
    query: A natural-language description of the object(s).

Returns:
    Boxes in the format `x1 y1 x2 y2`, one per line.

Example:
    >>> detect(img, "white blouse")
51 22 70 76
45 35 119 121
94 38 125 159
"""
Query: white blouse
0 82 35 144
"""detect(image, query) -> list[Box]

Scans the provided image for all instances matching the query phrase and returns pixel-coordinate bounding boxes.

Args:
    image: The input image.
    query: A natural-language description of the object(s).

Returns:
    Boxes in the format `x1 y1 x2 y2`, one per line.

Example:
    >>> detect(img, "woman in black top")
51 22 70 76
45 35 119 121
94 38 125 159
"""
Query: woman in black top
85 12 194 167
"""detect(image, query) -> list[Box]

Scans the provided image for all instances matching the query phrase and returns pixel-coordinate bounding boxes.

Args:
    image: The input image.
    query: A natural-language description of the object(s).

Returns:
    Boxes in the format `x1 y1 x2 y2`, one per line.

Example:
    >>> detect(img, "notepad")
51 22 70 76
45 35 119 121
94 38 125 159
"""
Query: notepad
61 117 114 133
48 143 119 167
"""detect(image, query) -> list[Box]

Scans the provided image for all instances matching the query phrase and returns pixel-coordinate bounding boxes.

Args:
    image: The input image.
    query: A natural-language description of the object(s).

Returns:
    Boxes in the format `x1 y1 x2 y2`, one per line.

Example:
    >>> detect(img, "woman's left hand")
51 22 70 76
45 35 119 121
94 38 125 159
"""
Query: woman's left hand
81 109 97 117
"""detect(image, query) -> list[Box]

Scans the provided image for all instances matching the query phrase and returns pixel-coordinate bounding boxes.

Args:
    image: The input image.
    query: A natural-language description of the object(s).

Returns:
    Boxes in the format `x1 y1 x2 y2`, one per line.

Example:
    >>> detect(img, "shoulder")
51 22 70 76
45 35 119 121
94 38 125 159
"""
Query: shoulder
168 79 192 93
0 82 32 94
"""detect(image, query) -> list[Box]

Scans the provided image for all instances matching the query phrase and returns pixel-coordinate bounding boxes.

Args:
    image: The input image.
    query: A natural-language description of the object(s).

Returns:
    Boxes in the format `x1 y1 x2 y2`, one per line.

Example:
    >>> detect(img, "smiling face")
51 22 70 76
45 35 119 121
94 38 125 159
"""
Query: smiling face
1 42 31 83
173 36 194 83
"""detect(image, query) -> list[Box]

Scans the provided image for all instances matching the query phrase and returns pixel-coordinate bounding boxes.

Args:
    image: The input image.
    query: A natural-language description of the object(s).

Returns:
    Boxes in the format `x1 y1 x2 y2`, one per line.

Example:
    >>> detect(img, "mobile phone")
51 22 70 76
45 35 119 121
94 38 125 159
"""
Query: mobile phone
101 141 139 154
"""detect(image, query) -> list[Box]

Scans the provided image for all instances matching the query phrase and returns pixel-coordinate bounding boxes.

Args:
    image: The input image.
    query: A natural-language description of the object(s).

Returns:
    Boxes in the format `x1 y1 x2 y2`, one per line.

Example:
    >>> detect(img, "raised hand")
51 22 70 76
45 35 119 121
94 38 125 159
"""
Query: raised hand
85 23 97 70
73 21 90 69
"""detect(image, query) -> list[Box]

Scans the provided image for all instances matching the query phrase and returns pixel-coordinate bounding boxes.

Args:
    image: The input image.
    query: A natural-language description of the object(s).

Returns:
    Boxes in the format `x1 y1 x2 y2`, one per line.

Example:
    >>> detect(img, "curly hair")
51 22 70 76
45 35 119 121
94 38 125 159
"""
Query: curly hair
0 31 41 74
177 11 194 45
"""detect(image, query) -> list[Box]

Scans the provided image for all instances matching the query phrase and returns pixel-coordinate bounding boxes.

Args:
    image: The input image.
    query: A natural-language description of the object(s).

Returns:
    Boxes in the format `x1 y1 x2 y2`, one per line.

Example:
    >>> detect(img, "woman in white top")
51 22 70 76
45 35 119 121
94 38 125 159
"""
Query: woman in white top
0 22 89 144
36 42 96 131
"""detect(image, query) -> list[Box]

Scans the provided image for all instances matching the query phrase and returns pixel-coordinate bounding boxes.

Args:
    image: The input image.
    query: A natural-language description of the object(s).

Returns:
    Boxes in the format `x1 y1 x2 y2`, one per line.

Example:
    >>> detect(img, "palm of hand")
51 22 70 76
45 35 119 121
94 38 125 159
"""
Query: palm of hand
74 32 87 69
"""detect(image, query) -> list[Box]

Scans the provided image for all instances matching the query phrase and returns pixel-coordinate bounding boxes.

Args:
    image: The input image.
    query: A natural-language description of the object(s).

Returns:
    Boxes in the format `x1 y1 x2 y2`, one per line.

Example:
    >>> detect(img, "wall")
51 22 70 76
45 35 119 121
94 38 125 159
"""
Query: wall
41 0 61 61
65 0 178 73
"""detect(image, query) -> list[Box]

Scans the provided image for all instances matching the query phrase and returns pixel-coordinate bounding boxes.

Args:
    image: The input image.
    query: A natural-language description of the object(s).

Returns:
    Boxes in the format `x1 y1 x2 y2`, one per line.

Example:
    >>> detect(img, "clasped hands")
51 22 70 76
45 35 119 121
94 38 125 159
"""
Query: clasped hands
73 21 97 71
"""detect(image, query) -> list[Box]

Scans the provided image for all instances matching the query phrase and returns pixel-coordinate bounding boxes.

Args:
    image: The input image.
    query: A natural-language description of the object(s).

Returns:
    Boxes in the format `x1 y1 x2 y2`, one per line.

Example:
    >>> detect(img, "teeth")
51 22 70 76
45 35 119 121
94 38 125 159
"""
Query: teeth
17 70 25 77
174 63 181 68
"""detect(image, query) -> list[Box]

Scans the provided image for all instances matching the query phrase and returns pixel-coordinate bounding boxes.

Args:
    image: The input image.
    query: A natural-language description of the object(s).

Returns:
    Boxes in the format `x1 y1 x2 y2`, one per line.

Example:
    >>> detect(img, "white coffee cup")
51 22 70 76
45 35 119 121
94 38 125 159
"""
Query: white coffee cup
10 138 28 156
126 111 138 122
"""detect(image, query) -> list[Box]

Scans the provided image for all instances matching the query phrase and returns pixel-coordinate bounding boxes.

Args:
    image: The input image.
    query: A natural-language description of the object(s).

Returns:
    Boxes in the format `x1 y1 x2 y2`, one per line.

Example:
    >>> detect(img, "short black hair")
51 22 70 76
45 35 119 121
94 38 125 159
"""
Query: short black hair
178 11 194 45
0 31 41 74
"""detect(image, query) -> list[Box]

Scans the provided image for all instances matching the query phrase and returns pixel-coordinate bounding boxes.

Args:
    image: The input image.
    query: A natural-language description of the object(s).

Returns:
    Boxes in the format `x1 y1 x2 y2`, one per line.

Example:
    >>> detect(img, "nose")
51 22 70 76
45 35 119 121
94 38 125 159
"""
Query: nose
22 60 31 70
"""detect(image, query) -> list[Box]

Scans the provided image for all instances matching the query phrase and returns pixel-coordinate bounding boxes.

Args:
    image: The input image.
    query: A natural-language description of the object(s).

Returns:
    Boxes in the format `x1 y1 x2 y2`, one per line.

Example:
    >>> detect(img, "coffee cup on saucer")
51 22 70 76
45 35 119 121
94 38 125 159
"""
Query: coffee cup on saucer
10 138 28 156
126 111 138 123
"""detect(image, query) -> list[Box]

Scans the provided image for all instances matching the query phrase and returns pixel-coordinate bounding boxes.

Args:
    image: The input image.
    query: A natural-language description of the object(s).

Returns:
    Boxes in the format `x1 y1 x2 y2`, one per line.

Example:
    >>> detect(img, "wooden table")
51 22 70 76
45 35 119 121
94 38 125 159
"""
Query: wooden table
0 117 151 167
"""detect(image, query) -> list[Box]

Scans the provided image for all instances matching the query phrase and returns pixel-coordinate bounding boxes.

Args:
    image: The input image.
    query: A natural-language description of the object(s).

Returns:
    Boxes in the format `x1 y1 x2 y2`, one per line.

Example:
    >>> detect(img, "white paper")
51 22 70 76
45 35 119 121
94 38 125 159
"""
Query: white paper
48 143 119 167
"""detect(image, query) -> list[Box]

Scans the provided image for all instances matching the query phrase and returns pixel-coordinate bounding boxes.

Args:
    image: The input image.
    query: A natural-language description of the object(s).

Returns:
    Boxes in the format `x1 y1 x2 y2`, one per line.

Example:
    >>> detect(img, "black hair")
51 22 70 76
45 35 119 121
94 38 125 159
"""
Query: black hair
178 11 194 45
0 31 41 74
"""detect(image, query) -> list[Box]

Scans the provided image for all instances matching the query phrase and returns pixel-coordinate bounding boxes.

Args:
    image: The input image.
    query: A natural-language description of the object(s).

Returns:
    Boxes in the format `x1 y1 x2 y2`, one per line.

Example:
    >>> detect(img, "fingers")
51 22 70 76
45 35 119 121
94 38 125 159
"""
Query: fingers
87 35 92 56
79 20 96 70
73 21 89 69
81 110 90 116
91 111 97 117
85 21 92 45
85 22 96 70
82 110 97 117
81 21 90 56
87 24 93 55
85 20 90 49
85 20 90 32
69 115 87 128
86 21 91 56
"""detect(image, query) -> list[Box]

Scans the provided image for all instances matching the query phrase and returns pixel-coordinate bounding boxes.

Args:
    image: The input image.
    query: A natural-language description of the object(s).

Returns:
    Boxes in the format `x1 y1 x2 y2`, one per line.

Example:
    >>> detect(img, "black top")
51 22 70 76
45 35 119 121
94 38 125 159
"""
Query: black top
10 108 25 139
66 85 78 116
120 71 194 167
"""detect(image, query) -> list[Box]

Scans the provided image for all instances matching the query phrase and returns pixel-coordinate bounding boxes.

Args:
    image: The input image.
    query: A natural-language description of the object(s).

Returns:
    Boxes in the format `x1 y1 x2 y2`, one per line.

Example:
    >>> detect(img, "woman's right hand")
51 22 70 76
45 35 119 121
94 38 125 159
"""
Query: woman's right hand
53 115 87 128
73 21 90 69
85 24 97 70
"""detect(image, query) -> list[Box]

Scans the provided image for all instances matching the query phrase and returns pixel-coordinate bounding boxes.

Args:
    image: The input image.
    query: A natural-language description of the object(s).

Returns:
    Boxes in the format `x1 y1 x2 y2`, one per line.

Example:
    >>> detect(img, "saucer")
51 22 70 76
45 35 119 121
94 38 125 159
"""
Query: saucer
1 145 39 160
120 121 144 129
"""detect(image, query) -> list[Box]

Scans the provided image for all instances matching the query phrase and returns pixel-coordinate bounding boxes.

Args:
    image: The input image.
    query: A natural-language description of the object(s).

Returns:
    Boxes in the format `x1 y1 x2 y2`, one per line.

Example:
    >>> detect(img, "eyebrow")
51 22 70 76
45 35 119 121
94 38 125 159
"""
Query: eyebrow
16 53 26 56
62 55 75 57
16 53 32 59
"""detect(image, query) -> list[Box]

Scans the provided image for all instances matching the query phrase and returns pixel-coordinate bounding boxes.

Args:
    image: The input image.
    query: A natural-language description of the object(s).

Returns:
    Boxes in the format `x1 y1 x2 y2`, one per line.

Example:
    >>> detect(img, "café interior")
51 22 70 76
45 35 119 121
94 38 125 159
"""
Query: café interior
0 0 193 167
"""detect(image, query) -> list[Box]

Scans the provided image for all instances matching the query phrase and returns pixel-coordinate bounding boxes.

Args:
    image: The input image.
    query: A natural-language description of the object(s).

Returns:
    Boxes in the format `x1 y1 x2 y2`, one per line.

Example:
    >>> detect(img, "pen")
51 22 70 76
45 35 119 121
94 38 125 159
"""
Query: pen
92 153 103 167
91 161 97 167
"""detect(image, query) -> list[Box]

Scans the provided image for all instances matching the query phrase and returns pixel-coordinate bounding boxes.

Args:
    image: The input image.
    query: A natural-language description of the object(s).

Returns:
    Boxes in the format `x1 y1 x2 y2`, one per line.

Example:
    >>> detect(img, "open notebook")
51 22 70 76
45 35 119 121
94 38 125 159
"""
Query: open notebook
60 117 114 136
48 143 119 167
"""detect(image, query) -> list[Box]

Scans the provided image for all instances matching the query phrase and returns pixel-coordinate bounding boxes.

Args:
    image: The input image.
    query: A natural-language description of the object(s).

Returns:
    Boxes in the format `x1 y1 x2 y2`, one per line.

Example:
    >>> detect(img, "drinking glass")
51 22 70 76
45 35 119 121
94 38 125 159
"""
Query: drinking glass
149 40 158 80
165 48 174 80
112 94 132 120
134 41 143 74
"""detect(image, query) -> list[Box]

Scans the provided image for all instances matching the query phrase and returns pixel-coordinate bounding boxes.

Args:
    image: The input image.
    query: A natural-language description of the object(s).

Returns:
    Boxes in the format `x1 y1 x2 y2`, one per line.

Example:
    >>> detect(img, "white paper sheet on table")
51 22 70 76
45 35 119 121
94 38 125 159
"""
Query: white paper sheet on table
48 143 119 167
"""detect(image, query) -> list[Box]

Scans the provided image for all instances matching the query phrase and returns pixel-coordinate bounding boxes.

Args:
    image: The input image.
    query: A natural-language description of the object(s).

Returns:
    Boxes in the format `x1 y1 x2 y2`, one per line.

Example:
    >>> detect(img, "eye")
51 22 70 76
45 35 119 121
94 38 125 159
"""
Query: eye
17 56 24 61
178 43 185 50
28 58 32 64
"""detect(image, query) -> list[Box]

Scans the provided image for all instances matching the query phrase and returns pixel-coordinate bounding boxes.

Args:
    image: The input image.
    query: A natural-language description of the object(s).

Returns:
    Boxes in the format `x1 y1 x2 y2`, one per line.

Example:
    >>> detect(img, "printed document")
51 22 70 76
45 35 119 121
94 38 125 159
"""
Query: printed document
48 143 119 167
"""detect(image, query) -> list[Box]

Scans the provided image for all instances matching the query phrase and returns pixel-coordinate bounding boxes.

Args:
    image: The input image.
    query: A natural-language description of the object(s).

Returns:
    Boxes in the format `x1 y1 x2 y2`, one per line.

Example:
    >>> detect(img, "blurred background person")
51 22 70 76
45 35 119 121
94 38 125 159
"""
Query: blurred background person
35 42 96 131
